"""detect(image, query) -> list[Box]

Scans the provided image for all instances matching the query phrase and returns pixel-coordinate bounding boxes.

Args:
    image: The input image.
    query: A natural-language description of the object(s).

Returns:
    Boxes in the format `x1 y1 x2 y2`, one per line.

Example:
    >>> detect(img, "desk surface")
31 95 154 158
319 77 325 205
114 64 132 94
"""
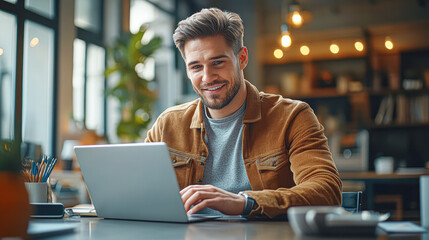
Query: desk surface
31 217 428 240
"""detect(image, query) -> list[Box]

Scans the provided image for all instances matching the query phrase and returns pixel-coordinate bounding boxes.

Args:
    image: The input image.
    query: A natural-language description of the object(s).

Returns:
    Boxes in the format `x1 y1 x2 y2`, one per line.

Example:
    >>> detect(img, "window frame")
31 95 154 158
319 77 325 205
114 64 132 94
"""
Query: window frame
73 0 107 135
0 0 59 156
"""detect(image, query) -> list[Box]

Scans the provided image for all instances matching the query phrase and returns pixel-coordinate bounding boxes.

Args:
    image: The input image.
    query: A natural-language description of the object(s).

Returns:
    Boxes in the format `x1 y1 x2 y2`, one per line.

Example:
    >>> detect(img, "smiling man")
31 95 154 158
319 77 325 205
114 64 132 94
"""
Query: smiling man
145 8 342 219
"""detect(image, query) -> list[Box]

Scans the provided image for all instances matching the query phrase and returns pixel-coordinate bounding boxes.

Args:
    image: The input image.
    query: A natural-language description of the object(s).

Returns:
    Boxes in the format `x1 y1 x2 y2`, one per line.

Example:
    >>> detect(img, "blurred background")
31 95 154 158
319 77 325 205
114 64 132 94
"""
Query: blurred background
0 0 428 221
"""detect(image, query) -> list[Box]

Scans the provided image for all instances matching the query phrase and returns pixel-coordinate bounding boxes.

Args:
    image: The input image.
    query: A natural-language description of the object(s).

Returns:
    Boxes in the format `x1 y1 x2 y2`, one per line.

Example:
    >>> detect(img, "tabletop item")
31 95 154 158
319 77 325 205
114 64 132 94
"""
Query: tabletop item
30 203 65 219
288 206 389 236
27 221 78 238
421 175 429 228
378 222 427 234
25 182 48 203
374 156 394 174
74 142 220 223
22 156 57 183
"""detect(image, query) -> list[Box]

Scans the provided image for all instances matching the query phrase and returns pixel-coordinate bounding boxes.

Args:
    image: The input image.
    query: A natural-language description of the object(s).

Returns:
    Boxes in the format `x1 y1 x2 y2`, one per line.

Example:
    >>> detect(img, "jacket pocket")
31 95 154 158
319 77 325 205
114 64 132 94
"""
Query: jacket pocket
255 149 292 189
169 150 193 189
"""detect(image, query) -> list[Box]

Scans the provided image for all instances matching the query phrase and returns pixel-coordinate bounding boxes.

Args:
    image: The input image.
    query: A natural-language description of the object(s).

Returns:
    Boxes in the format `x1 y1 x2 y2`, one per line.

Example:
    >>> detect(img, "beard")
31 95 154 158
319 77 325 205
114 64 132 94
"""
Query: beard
196 74 242 110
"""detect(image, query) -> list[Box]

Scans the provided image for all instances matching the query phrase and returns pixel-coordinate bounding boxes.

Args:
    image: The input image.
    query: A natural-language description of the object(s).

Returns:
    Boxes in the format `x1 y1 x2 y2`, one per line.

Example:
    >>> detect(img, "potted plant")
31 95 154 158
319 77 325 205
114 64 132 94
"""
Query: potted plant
105 25 162 142
0 141 30 238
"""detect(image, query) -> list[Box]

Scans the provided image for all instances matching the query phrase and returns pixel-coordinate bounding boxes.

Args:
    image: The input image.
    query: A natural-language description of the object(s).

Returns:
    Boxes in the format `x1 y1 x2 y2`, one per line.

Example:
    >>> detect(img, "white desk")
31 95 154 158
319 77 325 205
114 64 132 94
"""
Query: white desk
30 217 429 240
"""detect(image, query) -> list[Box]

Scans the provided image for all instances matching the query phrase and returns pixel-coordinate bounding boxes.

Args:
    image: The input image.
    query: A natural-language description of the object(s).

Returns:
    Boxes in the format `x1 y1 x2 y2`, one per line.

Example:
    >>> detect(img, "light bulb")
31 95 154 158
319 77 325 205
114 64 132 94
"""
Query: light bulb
30 37 39 47
330 43 339 54
300 45 310 55
291 11 303 27
281 33 292 48
385 37 393 50
354 41 364 52
273 49 283 59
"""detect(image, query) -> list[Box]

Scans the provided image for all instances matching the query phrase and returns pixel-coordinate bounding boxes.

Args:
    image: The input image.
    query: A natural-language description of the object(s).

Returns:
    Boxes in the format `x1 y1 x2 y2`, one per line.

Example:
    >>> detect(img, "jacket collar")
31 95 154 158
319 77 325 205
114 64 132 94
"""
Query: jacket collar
190 80 262 129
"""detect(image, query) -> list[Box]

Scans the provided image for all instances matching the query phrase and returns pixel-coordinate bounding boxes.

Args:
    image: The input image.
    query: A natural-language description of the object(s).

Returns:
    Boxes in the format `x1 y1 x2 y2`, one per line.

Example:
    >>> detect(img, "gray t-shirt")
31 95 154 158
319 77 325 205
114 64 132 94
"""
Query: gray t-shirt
198 103 251 215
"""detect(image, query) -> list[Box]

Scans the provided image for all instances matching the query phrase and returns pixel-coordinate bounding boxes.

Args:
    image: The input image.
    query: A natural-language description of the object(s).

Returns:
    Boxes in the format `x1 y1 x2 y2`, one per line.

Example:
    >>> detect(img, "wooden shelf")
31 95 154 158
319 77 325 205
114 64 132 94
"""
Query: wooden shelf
368 122 429 130
287 88 347 100
340 171 429 180
368 89 429 96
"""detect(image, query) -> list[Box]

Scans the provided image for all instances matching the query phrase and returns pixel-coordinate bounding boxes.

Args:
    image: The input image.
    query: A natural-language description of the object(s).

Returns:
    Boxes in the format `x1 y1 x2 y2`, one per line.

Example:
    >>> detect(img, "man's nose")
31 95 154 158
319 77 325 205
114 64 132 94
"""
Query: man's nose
202 66 216 83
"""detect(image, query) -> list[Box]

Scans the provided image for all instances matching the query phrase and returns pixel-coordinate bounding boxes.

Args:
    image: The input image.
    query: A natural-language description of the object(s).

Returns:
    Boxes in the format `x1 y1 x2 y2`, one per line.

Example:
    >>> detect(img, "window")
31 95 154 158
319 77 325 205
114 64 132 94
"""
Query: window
22 20 55 154
72 0 106 135
0 10 16 140
0 0 58 156
25 0 55 19
129 0 180 115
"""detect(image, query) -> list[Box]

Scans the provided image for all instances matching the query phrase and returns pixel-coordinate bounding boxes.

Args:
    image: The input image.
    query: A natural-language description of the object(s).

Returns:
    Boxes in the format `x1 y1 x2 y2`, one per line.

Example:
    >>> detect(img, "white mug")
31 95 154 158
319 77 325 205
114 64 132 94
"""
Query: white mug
374 157 394 174
25 182 48 203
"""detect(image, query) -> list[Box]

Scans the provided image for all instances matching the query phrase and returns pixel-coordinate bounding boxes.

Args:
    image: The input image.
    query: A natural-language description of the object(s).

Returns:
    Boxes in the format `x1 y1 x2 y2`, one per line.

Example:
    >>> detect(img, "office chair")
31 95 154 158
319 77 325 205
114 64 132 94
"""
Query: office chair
342 191 362 213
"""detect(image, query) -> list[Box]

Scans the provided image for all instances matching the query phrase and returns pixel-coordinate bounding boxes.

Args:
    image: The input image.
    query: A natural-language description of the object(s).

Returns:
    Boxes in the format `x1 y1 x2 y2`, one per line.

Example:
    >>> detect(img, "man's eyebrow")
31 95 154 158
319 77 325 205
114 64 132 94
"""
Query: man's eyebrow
187 55 228 67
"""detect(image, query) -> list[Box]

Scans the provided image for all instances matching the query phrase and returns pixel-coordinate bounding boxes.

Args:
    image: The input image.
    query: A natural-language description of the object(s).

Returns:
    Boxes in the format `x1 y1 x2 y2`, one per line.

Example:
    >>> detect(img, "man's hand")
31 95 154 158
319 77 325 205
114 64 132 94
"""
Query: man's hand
180 185 246 215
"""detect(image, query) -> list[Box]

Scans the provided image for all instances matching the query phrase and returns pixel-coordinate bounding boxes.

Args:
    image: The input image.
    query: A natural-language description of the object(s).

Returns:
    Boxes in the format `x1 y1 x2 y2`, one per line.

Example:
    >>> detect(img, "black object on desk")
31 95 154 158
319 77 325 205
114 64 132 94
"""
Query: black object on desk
31 203 65 219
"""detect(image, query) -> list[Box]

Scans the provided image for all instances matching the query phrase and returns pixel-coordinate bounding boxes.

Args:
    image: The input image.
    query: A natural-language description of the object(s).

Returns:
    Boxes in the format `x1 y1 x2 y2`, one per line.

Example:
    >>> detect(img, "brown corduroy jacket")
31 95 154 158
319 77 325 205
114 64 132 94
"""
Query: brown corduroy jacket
145 80 342 219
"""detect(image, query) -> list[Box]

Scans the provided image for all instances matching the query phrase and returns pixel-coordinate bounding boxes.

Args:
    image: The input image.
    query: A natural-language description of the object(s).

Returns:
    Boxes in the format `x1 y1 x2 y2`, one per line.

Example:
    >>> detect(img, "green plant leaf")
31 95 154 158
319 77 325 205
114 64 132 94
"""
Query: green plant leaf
0 141 22 173
105 24 162 142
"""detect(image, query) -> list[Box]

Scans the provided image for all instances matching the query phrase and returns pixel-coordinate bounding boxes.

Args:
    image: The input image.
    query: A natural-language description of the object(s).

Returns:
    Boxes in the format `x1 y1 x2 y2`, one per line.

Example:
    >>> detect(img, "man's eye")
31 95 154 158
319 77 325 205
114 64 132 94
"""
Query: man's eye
191 65 201 70
213 60 223 65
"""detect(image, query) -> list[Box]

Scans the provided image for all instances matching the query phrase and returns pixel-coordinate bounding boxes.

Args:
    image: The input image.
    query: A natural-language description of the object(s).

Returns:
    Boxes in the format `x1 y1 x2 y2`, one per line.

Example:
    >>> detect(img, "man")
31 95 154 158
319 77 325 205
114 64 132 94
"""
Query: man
145 8 342 219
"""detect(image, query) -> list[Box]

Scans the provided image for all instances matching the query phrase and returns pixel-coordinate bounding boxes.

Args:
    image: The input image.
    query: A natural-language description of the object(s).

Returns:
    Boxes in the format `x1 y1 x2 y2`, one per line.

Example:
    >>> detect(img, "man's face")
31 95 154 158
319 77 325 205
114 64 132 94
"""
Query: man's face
183 35 246 110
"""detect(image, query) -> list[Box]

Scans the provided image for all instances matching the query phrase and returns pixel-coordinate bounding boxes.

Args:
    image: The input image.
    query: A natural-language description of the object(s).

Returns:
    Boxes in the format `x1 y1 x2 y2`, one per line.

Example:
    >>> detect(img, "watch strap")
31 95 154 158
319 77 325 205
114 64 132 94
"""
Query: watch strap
238 192 255 217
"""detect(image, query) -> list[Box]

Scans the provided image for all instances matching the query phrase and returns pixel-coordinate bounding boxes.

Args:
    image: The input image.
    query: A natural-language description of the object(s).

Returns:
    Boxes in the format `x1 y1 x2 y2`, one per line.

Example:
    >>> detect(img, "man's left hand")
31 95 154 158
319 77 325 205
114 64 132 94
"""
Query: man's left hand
180 185 246 215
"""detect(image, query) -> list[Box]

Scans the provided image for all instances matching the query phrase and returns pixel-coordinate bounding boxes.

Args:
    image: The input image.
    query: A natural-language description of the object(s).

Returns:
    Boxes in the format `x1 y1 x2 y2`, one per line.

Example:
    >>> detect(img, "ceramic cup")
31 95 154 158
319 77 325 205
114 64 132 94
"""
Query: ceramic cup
25 182 48 203
375 157 394 174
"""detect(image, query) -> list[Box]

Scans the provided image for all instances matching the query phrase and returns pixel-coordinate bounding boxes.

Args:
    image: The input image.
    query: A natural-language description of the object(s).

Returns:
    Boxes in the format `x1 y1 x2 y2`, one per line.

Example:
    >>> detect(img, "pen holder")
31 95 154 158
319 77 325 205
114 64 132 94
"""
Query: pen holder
25 182 49 203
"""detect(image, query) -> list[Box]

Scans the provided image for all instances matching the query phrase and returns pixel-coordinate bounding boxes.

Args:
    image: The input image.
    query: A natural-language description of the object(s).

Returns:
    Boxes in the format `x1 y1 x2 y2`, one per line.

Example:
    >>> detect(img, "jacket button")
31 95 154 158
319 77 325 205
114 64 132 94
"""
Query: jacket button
273 162 277 167
200 162 204 166
173 159 177 163
202 154 206 158
197 179 202 183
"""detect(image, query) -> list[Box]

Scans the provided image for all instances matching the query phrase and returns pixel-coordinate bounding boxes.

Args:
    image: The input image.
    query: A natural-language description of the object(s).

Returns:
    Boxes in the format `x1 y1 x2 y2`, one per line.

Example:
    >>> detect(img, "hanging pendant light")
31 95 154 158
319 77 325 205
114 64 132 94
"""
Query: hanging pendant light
286 0 312 28
281 23 292 48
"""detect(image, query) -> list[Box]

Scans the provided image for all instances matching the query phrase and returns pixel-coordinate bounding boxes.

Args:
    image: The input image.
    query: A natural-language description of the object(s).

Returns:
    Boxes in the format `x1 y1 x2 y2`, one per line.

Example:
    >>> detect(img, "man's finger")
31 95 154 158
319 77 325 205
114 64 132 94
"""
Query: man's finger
187 198 218 215
180 184 215 195
183 190 220 212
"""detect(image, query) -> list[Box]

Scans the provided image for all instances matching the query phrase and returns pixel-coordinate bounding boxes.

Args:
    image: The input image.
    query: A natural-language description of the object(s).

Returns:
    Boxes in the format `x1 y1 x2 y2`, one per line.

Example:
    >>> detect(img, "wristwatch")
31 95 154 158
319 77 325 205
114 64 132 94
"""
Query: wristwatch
238 192 256 217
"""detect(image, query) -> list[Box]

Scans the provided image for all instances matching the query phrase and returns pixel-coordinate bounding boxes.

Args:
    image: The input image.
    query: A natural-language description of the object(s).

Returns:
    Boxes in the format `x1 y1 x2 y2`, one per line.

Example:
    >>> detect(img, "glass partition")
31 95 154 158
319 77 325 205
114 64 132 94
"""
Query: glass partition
22 20 54 155
85 44 105 134
72 39 85 123
0 10 16 140
74 0 101 32
25 0 55 19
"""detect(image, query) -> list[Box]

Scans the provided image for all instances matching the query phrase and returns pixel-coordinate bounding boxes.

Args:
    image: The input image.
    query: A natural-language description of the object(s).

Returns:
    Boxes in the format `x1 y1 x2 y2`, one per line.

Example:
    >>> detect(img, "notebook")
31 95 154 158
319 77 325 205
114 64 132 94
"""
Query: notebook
74 142 219 223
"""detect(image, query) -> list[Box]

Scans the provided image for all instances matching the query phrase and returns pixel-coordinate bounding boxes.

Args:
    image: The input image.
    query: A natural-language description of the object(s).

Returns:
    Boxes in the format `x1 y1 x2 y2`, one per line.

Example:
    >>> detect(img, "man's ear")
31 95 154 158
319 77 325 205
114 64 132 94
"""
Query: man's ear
238 47 248 70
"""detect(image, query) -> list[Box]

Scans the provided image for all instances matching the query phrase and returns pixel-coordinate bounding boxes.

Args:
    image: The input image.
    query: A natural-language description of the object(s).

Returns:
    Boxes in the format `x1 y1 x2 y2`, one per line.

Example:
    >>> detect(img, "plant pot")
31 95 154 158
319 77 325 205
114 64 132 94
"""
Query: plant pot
0 172 31 238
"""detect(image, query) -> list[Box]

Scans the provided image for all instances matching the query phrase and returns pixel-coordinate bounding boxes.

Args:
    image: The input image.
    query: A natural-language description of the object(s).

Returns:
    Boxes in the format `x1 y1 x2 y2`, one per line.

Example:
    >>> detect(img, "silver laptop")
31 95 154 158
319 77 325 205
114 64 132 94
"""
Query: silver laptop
74 142 219 223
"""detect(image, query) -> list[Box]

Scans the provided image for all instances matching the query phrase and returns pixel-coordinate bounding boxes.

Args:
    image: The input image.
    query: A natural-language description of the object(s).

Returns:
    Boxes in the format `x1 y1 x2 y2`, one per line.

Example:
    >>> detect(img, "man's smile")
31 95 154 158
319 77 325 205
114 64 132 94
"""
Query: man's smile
201 84 226 94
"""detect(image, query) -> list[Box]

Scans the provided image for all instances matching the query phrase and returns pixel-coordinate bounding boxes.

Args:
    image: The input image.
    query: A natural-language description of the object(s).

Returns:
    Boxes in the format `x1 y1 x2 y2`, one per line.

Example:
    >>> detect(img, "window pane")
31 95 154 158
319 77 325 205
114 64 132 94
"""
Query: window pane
73 39 85 123
25 0 55 19
75 0 101 32
0 11 16 140
22 20 54 155
130 0 155 34
86 44 105 135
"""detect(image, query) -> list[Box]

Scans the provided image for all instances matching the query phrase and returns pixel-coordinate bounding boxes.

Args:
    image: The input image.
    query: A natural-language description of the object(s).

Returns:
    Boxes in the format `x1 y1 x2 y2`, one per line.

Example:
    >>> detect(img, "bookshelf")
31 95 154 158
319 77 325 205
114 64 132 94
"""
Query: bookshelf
261 48 429 173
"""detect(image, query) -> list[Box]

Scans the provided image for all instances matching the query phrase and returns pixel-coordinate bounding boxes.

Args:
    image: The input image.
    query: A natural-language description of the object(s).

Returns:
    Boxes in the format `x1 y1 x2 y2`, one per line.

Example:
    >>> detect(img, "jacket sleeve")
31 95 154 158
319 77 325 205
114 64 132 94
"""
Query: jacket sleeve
144 114 164 143
246 103 342 219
